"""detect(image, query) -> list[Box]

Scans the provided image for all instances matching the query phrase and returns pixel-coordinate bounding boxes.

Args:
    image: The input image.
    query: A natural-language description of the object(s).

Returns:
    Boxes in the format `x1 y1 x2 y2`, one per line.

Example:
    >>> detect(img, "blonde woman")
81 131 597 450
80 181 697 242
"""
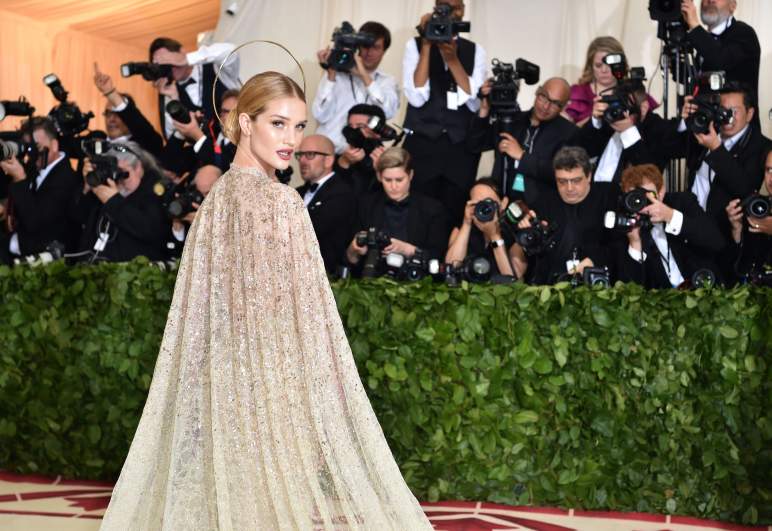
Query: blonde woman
100 71 433 530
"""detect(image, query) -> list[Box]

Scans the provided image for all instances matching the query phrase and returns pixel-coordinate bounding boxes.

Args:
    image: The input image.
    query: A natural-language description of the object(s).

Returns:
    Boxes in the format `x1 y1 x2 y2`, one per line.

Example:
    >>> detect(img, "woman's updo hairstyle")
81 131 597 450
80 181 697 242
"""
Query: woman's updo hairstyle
223 71 305 145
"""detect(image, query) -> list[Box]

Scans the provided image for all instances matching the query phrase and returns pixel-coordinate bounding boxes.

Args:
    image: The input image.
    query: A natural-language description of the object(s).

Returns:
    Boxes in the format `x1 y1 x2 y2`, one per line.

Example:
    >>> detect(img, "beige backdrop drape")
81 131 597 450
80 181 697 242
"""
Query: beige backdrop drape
213 0 771 179
0 11 159 134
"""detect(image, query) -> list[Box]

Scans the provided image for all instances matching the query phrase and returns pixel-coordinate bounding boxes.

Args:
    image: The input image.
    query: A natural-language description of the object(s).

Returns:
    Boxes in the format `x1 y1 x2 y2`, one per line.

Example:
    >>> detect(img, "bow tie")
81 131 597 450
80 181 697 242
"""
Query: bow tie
308 182 319 193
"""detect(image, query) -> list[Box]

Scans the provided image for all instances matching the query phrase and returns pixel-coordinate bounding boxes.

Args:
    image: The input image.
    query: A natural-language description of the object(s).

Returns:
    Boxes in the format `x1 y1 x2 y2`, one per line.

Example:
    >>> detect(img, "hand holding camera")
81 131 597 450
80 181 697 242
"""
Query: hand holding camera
639 191 674 224
680 0 700 30
0 156 25 183
497 132 524 160
153 77 179 99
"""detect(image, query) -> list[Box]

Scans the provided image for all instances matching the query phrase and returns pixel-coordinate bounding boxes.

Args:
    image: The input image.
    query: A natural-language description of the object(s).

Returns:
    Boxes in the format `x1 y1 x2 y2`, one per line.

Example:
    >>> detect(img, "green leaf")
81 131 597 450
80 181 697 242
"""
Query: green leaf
512 410 539 424
719 325 738 339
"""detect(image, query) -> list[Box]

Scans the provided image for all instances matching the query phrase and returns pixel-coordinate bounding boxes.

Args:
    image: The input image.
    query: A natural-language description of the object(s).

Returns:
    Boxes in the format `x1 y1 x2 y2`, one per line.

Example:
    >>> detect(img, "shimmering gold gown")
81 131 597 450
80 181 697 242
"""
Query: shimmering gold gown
100 165 432 530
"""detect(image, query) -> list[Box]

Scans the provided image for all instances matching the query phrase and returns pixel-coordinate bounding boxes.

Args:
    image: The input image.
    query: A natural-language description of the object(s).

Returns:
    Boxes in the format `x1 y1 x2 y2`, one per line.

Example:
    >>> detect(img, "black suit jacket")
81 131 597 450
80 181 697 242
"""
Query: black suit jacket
573 114 682 183
467 110 578 198
351 190 449 262
75 172 168 262
117 98 164 159
526 181 623 284
687 19 760 98
676 125 772 242
614 192 725 288
296 174 355 273
9 157 80 256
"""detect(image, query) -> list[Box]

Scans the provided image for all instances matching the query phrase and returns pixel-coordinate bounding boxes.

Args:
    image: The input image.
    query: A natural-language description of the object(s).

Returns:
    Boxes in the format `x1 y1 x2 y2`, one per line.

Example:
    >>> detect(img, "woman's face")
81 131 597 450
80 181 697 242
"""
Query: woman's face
239 97 307 173
592 51 616 87
378 167 412 202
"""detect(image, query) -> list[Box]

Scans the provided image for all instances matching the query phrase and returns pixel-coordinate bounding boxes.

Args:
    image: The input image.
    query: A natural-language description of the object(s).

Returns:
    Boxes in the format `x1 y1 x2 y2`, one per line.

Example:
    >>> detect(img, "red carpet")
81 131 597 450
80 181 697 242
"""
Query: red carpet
0 471 768 530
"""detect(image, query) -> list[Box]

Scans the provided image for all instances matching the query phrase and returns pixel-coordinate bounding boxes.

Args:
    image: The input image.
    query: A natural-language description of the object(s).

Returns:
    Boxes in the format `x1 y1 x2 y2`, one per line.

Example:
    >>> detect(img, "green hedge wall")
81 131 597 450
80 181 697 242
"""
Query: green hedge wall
0 259 769 524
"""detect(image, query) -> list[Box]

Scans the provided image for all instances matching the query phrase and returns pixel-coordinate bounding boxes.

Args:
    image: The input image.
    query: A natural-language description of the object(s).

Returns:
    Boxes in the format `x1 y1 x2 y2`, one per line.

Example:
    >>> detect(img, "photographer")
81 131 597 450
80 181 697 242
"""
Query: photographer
467 76 576 201
166 164 221 259
0 117 80 265
566 37 659 127
345 147 448 275
149 37 240 140
74 141 168 262
613 164 724 289
402 0 486 224
164 89 239 174
724 148 772 283
574 60 679 183
678 83 771 242
445 177 525 279
314 21 399 154
93 62 164 158
335 103 387 198
681 0 760 106
516 146 621 285
295 135 355 274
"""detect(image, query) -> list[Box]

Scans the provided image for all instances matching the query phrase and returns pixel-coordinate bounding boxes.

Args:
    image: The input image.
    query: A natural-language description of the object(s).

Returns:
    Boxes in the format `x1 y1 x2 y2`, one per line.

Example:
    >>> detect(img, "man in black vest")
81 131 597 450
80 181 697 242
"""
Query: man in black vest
402 0 487 226
467 77 576 202
295 135 355 274
0 117 80 264
149 37 240 141
681 0 760 104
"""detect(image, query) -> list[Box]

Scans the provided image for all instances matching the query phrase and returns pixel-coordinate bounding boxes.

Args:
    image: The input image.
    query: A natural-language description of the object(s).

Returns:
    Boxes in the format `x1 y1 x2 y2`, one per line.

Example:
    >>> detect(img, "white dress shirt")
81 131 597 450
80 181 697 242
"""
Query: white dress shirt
627 210 686 287
592 117 642 182
691 124 749 210
9 152 67 256
402 38 487 113
312 70 399 154
161 43 241 139
303 172 335 207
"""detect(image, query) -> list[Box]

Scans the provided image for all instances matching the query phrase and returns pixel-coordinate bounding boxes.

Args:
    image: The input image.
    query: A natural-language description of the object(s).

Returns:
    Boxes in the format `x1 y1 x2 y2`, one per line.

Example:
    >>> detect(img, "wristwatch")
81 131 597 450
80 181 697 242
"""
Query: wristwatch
490 238 505 249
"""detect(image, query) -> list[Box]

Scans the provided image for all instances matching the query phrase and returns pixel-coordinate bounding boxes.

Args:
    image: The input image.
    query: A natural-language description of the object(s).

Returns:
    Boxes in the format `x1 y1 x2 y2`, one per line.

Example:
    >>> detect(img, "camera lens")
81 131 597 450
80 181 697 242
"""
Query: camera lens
747 196 770 218
474 199 498 223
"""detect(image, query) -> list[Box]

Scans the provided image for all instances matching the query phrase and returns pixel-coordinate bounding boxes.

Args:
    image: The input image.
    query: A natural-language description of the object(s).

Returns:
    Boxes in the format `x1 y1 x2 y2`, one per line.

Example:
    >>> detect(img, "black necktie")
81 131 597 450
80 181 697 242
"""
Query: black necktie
176 78 198 110
308 182 319 193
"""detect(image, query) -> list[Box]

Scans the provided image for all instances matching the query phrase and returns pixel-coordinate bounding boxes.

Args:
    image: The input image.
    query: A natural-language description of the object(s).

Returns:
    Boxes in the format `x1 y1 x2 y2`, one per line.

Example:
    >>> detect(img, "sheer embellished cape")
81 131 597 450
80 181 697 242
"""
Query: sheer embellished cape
100 165 432 530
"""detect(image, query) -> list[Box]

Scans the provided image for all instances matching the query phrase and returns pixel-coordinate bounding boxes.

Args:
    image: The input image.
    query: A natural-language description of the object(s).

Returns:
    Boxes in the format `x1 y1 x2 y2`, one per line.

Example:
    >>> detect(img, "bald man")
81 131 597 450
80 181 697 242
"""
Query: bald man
467 76 578 203
295 134 355 273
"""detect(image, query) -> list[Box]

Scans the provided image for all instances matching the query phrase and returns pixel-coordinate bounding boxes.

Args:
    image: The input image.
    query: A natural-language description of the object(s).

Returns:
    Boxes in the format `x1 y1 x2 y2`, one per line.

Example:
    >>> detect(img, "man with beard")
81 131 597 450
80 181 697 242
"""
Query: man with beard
681 0 760 112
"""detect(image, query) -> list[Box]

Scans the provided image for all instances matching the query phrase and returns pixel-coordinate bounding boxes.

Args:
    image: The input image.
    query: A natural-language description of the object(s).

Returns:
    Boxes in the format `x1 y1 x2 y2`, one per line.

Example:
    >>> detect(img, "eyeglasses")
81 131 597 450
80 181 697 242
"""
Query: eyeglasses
294 151 332 160
556 176 586 187
535 88 564 110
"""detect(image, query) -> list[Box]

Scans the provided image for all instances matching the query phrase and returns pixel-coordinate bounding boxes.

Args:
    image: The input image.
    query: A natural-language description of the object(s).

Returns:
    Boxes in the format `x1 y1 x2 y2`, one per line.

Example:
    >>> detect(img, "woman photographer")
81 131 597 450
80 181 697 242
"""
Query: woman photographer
566 36 659 127
445 177 526 279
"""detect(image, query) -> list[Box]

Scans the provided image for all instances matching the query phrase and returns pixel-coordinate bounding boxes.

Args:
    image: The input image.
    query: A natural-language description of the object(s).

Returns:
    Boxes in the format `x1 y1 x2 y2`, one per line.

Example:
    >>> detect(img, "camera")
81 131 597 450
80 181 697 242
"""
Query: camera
342 125 383 156
13 241 65 267
499 202 557 256
322 22 375 72
445 255 493 284
43 73 94 137
686 99 734 135
486 58 540 113
166 100 192 124
366 115 405 143
120 62 174 82
597 55 646 123
556 266 611 288
166 181 204 219
742 194 771 218
648 0 682 22
0 132 36 162
0 98 35 122
474 198 499 223
85 154 129 188
649 0 690 49
684 73 732 135
356 227 392 278
420 3 470 43
604 188 654 232
381 249 439 282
